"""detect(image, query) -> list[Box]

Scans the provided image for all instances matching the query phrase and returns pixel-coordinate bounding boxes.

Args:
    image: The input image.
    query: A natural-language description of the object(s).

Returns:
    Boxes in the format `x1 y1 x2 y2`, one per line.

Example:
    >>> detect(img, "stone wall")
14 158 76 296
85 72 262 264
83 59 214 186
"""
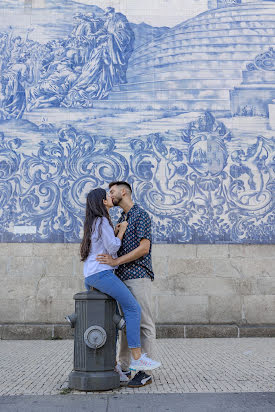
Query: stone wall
1 243 274 339
152 244 275 325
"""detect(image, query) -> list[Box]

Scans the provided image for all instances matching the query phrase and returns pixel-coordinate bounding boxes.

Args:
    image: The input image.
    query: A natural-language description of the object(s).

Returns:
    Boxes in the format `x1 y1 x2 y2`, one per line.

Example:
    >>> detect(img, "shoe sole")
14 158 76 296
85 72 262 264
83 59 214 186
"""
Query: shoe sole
120 381 129 387
127 379 152 388
119 377 129 382
129 363 161 372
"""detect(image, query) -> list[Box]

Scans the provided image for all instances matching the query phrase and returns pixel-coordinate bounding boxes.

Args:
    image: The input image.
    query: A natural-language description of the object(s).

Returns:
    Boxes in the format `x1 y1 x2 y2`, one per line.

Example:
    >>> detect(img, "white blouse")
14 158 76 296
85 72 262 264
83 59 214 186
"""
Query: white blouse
83 217 121 278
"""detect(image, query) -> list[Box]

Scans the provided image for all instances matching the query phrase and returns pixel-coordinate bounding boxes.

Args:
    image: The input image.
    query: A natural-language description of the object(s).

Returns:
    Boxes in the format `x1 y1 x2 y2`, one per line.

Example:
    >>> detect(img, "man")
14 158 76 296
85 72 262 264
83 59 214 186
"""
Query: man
96 181 156 388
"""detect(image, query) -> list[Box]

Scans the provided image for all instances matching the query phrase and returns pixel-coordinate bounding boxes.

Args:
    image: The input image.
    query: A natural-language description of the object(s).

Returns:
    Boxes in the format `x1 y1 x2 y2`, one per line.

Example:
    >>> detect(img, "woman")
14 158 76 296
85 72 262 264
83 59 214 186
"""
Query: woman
80 188 161 375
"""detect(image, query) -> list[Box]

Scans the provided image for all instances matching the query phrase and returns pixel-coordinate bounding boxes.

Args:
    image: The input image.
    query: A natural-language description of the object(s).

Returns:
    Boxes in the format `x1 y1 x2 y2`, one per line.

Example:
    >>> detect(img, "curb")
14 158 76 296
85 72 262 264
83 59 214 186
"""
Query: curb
1 323 275 339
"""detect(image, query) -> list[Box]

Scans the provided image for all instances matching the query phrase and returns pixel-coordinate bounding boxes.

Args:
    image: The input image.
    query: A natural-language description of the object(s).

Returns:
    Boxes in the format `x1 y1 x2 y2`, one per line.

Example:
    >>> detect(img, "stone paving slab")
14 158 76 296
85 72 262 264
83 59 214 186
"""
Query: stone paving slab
1 393 275 412
0 338 275 396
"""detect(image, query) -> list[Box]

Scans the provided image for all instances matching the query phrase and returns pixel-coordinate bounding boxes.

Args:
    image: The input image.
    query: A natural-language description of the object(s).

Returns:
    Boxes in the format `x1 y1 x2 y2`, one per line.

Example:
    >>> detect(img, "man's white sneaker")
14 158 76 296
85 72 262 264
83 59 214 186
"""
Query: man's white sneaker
129 353 161 371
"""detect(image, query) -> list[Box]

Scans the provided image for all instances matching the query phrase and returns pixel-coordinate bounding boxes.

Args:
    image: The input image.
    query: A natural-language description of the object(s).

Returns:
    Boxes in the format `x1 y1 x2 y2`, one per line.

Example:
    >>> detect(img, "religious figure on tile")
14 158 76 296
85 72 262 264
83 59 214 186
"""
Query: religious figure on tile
0 52 33 119
62 7 135 107
27 46 78 110
0 8 134 112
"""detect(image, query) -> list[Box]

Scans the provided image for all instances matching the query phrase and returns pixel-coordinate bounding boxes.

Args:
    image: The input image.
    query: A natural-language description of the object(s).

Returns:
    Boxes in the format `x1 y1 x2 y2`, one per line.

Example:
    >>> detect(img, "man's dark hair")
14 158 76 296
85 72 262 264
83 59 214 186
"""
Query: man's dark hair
109 181 132 193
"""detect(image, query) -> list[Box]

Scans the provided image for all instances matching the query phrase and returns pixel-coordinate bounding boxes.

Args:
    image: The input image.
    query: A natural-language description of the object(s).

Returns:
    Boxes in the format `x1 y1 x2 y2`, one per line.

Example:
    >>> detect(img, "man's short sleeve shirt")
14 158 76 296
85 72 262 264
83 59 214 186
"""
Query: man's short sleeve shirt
115 204 154 281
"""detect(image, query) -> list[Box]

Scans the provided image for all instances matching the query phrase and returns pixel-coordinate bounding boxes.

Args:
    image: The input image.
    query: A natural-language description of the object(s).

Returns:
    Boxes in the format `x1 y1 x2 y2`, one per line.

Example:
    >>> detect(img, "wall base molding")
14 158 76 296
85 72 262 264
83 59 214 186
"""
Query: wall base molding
1 323 275 340
156 324 275 338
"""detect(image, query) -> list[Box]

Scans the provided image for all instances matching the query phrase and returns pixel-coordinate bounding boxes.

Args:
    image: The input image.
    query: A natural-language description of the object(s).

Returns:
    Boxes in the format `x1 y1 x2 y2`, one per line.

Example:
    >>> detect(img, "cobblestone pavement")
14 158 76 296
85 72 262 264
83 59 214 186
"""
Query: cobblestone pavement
0 338 275 396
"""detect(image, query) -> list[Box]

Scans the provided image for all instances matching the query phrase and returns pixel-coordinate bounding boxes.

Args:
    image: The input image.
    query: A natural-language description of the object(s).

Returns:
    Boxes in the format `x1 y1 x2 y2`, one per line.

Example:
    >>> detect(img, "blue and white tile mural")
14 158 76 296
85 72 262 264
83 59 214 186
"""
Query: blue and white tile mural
0 0 274 243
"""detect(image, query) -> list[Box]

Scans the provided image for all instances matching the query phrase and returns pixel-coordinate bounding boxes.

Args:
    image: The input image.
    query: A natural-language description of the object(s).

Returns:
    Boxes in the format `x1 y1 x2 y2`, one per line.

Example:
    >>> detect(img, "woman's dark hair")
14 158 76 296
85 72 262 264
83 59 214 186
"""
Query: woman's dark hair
80 188 113 262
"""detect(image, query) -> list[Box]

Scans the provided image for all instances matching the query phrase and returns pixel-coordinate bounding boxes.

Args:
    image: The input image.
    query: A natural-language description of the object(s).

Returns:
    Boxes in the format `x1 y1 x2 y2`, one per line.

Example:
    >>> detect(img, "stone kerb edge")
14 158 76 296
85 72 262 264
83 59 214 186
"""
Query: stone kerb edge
1 323 275 340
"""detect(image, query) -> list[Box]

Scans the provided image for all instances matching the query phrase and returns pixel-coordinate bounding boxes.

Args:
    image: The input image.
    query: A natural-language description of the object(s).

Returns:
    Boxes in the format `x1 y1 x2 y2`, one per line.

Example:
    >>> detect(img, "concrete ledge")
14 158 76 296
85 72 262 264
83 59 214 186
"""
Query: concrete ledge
53 325 75 339
185 325 238 338
156 325 185 339
0 324 74 340
1 324 275 340
239 326 275 338
156 324 275 339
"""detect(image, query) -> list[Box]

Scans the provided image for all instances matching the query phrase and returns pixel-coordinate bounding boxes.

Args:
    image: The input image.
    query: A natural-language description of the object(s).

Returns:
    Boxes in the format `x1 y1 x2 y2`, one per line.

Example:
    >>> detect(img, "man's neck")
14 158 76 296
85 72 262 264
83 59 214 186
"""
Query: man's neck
121 199 134 214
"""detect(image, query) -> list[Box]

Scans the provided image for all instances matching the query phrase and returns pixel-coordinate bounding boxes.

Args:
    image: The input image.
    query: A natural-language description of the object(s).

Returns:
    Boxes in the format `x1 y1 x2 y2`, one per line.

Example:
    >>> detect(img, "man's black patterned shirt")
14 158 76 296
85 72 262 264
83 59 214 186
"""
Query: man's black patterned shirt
115 204 154 281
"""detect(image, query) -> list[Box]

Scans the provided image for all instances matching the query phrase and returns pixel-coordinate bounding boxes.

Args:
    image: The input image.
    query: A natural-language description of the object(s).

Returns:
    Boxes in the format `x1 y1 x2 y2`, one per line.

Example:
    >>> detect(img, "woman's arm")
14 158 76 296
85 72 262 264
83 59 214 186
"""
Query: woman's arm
100 217 122 255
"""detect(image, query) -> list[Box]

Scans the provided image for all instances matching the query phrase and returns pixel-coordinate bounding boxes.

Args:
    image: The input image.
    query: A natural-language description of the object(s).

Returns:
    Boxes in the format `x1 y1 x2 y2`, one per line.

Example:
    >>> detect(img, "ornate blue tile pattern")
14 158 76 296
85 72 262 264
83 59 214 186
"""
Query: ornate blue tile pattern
0 113 274 243
0 0 274 243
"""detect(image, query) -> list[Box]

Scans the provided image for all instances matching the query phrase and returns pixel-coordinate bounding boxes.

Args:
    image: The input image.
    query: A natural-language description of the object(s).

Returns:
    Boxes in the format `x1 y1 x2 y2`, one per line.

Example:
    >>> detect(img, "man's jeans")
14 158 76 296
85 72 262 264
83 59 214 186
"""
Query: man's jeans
118 278 156 370
85 270 141 349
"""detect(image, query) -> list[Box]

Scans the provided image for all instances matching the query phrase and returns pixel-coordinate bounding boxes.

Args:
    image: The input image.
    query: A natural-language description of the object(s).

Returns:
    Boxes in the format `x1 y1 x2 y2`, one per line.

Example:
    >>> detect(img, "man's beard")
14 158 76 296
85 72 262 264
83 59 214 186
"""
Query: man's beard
112 196 122 206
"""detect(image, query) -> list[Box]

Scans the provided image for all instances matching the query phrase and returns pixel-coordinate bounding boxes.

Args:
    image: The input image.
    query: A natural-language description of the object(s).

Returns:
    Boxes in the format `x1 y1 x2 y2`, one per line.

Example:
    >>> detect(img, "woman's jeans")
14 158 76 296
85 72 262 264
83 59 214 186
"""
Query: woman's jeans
85 270 141 349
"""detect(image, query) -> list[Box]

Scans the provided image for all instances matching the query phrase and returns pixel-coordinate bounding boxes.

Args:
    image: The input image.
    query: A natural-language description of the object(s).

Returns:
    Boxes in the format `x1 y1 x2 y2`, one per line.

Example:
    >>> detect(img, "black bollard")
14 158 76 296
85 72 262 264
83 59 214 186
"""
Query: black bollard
68 290 121 391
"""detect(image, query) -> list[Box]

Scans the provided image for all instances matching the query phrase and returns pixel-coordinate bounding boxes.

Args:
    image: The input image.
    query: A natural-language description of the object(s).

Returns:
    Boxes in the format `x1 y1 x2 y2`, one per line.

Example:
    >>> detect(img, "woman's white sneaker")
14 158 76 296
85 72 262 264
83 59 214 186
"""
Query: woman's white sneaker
115 363 129 382
129 353 161 371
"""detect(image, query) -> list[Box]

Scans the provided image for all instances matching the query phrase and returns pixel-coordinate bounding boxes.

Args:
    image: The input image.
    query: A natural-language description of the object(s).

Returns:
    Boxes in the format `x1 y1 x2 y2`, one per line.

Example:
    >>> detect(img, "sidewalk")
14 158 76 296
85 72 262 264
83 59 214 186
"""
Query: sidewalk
1 338 275 396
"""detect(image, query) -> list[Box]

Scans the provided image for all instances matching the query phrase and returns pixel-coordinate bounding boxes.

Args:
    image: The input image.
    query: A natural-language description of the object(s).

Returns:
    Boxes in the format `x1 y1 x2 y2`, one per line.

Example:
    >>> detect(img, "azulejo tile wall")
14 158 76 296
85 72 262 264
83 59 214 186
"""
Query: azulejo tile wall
0 0 274 244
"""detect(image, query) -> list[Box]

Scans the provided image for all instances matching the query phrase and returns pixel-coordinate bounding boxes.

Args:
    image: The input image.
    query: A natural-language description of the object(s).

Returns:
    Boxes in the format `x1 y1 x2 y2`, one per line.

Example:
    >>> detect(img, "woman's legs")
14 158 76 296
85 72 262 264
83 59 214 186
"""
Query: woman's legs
85 271 142 358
